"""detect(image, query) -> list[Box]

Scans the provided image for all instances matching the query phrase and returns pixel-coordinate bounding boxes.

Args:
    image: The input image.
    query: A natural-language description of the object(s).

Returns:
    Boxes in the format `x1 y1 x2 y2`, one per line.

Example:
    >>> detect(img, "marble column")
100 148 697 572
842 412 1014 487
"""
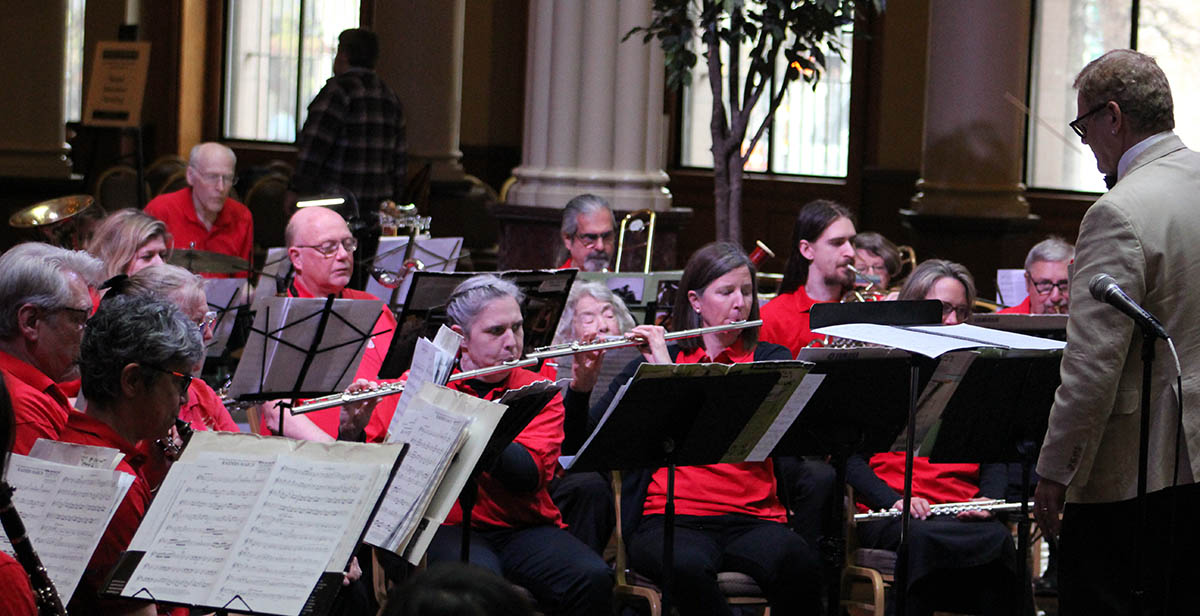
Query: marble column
0 3 72 178
375 0 468 184
908 0 1031 218
505 0 672 212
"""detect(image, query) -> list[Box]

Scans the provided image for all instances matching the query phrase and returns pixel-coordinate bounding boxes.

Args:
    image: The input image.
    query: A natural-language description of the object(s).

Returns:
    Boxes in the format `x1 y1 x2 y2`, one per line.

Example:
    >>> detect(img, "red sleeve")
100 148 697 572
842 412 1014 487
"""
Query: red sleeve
512 390 565 491
0 555 36 616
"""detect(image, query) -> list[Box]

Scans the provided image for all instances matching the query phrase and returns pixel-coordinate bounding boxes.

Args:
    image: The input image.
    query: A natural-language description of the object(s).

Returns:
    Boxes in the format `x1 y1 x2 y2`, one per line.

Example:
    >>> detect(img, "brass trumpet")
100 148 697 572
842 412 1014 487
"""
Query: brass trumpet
291 320 762 414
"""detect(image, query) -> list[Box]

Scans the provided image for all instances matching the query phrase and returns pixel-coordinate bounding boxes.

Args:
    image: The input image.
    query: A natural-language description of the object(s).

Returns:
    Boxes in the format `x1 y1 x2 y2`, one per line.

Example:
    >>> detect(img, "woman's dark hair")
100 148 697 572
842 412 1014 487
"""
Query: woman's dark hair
779 199 853 294
383 562 535 616
670 242 759 351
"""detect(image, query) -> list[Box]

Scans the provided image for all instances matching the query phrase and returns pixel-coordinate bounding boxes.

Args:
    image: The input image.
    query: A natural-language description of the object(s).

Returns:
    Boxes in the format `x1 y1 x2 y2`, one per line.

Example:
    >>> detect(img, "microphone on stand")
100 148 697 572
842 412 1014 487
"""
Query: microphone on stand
1088 273 1170 339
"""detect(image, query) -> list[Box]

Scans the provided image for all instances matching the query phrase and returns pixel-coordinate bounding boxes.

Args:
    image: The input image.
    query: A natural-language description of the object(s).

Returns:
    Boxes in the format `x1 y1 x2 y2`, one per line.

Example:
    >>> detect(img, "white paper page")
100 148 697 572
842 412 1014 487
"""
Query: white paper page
385 334 457 440
721 361 814 463
365 400 470 552
812 323 983 358
2 454 133 603
903 323 1066 351
28 438 124 470
122 453 276 606
401 384 506 565
996 268 1027 306
745 374 825 462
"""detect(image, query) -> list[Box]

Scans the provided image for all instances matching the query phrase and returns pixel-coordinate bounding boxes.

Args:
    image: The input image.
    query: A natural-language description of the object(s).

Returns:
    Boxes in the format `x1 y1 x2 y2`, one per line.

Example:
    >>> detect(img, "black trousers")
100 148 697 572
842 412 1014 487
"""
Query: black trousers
550 471 615 556
628 514 822 616
1059 482 1200 616
427 524 613 616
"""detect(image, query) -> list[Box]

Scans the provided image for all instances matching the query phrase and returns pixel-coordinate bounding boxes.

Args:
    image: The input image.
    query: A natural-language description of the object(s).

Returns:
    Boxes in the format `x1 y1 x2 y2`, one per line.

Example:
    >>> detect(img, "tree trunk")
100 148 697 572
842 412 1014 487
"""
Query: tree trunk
727 148 743 246
711 133 731 242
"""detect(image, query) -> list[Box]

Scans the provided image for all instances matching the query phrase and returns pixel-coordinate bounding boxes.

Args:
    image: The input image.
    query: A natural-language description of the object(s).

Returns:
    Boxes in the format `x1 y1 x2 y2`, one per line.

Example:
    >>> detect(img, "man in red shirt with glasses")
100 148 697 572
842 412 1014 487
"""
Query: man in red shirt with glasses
998 237 1074 315
558 194 616 272
0 242 104 454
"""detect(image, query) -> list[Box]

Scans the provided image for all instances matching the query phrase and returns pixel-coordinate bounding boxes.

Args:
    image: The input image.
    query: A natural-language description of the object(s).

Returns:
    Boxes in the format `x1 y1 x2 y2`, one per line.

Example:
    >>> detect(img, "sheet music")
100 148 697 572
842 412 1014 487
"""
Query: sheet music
744 374 825 462
813 322 1065 358
115 431 403 615
385 326 462 439
365 398 470 553
995 268 1026 305
2 453 133 603
228 297 384 398
722 361 815 463
365 236 464 306
28 438 124 470
400 383 507 565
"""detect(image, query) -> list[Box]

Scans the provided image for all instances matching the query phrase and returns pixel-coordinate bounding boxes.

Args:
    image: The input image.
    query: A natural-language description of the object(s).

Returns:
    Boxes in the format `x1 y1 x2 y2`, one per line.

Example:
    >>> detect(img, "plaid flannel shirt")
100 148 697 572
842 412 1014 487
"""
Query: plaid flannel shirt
293 67 407 214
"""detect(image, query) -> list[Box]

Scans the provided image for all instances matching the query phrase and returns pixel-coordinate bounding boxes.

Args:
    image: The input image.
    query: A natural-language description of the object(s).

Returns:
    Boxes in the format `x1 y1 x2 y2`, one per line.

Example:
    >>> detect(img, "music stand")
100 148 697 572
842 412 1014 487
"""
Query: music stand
365 236 464 310
918 349 1063 616
379 270 576 378
563 360 815 613
227 296 387 436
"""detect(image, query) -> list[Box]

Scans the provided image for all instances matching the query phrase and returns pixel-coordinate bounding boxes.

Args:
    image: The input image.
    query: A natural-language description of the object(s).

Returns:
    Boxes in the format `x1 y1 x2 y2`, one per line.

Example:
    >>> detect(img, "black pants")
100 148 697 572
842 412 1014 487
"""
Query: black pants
1059 483 1200 616
550 471 615 556
628 514 822 616
427 524 613 616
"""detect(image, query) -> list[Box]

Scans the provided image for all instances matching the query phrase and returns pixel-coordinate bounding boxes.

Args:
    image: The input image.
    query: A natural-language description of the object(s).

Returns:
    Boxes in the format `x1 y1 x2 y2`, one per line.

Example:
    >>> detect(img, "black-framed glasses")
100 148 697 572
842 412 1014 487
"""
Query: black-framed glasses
1031 279 1070 295
573 231 614 247
940 301 971 322
1069 102 1109 138
296 237 358 257
142 364 193 394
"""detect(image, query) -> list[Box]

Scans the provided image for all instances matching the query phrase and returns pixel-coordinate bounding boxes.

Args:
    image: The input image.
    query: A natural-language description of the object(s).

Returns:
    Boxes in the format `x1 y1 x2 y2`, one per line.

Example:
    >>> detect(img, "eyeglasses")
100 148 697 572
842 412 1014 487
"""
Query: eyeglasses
142 364 193 394
573 231 614 247
940 302 971 322
50 305 91 329
1031 279 1070 295
1069 102 1109 138
296 237 358 257
197 311 218 331
196 171 237 186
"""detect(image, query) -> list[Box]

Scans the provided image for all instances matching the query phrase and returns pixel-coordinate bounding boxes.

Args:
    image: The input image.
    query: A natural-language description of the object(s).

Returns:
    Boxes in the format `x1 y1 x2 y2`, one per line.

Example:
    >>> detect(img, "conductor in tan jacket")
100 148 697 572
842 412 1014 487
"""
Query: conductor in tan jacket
1034 49 1200 615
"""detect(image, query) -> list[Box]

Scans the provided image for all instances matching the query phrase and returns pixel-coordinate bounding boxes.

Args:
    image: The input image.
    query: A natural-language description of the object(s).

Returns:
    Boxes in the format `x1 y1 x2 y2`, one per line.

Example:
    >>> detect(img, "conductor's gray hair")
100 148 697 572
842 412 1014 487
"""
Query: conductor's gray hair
445 274 524 333
1024 237 1075 271
80 294 203 406
553 281 636 344
0 243 104 339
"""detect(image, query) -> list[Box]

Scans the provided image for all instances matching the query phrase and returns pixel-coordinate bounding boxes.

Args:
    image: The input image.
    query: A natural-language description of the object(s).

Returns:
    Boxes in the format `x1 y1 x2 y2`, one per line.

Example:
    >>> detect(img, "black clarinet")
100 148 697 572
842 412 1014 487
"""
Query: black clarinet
0 482 67 615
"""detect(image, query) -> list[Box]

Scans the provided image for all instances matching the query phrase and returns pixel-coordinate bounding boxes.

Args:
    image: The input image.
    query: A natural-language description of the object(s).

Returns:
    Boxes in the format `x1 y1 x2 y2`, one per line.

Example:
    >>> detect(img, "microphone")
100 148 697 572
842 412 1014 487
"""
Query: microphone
1088 273 1169 339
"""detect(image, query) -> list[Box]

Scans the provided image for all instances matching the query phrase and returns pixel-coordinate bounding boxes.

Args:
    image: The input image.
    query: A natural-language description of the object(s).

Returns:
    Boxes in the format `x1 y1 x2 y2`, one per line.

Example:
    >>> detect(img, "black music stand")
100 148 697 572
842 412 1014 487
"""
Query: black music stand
920 349 1062 616
564 361 815 614
379 269 576 378
804 300 942 616
228 296 387 436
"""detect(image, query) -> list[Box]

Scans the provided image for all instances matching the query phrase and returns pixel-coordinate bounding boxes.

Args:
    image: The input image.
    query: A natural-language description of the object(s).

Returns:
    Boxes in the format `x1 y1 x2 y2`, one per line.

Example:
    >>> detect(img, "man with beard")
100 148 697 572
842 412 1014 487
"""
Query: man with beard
759 199 857 355
558 194 616 272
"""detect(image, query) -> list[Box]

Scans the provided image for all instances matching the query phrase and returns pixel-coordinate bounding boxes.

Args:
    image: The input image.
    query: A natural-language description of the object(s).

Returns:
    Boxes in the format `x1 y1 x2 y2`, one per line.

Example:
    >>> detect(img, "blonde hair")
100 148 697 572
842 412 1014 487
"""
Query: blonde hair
87 209 172 279
124 263 207 312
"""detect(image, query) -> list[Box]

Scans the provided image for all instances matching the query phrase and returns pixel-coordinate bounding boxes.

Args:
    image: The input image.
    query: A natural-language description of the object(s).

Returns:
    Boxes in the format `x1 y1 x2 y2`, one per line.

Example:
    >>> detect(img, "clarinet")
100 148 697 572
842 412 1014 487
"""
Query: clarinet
0 481 67 615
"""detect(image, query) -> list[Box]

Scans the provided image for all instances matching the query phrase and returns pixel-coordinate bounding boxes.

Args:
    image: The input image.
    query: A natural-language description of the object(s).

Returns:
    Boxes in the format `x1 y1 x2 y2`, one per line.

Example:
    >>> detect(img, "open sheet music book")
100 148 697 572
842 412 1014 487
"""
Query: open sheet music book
105 432 406 616
812 322 1065 358
228 296 385 399
560 360 816 471
2 440 135 604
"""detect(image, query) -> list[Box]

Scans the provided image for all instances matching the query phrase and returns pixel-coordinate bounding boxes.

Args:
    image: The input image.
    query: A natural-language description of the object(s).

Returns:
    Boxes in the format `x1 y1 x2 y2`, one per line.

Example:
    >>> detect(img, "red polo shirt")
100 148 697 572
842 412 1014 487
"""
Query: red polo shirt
0 350 73 455
254 279 398 439
558 257 576 270
997 296 1032 314
57 412 153 614
641 340 788 522
144 187 253 278
443 367 566 529
180 379 240 433
759 288 828 356
859 451 982 511
0 553 35 615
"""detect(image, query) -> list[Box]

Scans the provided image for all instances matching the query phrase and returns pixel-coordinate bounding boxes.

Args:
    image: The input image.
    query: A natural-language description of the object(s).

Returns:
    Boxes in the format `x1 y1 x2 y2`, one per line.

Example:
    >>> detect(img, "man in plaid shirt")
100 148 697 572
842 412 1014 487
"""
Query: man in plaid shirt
293 28 406 289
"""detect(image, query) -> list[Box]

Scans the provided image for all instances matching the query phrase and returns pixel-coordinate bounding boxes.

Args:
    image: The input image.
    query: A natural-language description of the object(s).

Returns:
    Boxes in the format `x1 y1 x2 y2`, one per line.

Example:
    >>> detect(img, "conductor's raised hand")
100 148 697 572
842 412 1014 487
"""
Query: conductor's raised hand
629 324 671 364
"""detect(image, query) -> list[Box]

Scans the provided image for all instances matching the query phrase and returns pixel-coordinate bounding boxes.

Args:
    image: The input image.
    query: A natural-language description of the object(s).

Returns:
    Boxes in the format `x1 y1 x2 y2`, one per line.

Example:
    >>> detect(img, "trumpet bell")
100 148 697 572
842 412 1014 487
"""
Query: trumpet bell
9 195 95 229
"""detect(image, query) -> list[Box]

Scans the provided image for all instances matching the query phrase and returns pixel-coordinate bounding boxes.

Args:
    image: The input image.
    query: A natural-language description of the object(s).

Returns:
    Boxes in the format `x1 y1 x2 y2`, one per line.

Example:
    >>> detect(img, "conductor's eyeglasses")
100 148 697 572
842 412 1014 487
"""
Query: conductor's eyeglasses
1069 102 1108 138
297 237 358 257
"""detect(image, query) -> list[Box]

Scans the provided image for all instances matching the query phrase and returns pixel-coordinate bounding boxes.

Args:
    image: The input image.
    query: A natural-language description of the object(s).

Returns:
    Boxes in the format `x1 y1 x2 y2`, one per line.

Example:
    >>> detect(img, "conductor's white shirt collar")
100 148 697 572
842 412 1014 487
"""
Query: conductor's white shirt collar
1118 130 1174 181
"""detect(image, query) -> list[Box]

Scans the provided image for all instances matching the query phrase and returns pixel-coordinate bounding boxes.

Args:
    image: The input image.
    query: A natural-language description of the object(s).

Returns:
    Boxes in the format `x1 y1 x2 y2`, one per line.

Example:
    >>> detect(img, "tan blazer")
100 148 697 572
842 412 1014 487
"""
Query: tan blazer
1037 134 1200 504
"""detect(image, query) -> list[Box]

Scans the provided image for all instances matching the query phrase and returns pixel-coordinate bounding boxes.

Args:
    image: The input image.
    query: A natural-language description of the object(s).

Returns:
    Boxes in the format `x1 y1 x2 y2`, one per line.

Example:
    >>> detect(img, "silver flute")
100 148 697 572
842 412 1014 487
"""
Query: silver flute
292 319 762 414
854 499 1034 522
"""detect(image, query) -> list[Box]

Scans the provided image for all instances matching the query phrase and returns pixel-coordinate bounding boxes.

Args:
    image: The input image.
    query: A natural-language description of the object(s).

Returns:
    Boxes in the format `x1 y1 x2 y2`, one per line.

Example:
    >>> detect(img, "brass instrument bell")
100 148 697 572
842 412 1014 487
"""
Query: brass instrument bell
8 194 96 249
